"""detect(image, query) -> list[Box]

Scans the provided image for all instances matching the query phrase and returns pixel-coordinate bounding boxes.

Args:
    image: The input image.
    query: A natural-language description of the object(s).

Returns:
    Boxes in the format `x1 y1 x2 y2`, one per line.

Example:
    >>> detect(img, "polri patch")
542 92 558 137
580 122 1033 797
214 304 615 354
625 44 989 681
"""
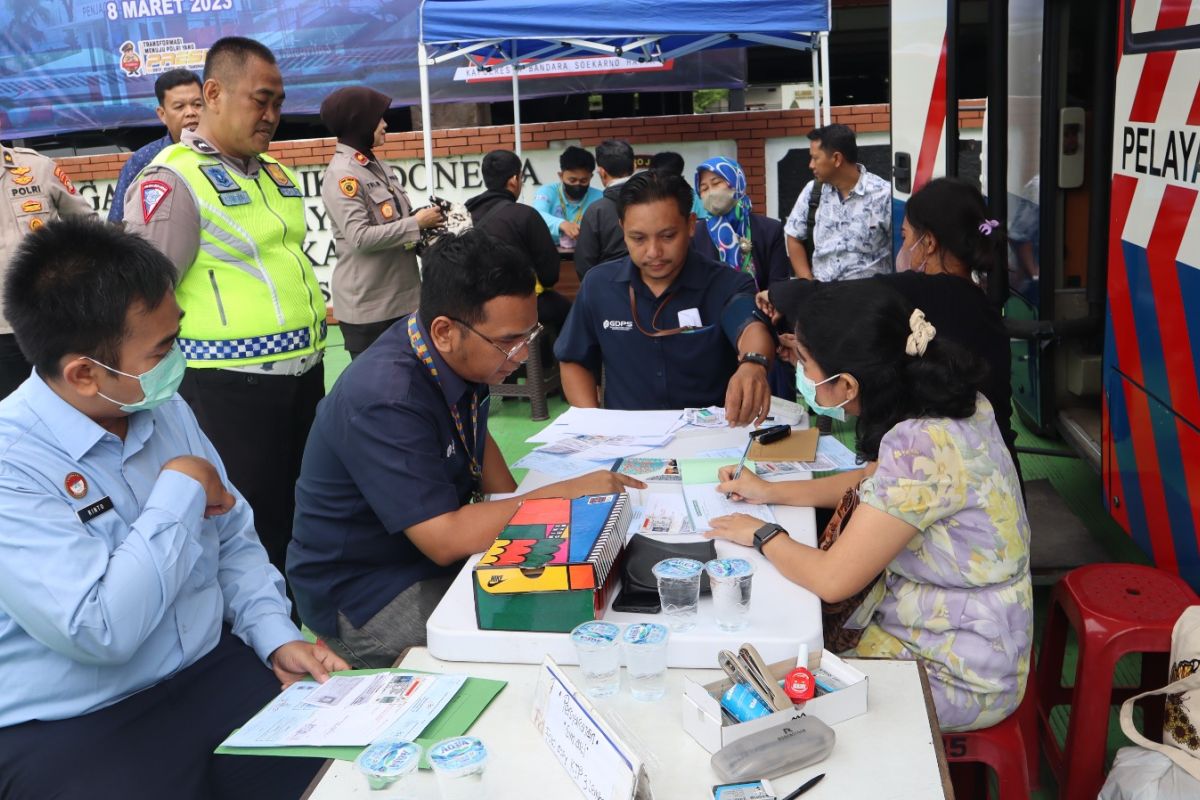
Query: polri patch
338 176 359 198
199 164 239 193
140 179 171 222
380 201 395 220
77 496 115 524
219 190 252 206
65 471 88 499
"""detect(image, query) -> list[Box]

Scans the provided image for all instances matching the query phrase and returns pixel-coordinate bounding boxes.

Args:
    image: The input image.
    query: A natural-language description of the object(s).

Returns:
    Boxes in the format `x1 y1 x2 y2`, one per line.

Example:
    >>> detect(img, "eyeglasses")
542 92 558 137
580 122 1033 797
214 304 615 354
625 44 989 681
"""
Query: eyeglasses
451 318 543 362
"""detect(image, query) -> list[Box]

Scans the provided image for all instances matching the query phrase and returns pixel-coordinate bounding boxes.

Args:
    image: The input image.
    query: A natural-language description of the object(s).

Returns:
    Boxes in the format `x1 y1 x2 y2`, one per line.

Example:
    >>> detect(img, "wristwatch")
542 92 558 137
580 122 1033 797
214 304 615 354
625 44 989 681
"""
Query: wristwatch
753 522 787 554
739 351 769 370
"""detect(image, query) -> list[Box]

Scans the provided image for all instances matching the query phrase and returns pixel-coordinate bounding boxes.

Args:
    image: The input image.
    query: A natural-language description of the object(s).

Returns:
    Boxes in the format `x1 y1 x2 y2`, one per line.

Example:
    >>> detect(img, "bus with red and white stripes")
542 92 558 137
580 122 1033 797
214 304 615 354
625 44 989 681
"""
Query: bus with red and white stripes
889 0 1200 586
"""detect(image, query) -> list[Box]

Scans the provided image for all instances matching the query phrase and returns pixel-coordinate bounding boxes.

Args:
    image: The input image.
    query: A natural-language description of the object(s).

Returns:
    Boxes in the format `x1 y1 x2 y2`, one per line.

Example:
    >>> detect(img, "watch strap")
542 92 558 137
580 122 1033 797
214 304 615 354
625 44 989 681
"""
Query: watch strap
753 522 786 553
740 351 769 369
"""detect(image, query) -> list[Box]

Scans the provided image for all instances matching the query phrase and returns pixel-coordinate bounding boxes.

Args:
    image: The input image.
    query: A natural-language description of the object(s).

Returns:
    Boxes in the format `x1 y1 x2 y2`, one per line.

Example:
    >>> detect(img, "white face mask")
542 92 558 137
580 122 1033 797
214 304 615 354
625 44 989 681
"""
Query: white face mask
895 233 928 272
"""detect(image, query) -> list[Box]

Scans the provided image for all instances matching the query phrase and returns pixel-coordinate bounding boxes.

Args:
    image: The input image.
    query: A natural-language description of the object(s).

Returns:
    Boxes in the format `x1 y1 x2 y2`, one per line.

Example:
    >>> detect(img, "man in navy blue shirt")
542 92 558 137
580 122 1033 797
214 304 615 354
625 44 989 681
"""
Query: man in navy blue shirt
287 230 643 668
107 69 202 224
555 170 775 424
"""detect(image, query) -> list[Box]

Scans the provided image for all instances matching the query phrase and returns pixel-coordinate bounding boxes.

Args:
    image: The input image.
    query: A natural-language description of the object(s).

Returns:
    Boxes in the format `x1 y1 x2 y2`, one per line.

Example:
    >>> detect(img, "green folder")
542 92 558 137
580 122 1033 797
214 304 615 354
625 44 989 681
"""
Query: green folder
678 457 736 485
215 668 506 769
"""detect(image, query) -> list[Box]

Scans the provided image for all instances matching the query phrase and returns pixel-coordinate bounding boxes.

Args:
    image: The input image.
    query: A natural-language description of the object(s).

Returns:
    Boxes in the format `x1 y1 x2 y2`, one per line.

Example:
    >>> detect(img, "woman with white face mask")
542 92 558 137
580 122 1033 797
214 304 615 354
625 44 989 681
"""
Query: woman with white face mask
690 157 792 293
707 278 1032 735
896 177 1004 291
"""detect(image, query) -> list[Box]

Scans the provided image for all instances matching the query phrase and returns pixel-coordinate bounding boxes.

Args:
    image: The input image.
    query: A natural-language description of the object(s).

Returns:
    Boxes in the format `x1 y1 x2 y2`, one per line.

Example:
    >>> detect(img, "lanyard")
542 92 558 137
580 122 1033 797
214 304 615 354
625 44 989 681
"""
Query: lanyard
557 184 585 223
407 316 483 500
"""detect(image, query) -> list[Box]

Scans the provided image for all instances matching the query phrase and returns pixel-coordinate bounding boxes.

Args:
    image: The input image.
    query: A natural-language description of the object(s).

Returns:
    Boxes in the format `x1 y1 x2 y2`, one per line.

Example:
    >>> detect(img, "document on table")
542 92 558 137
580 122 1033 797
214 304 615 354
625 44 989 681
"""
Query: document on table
534 433 668 461
512 450 613 478
527 408 685 443
611 456 682 483
221 672 467 748
626 487 694 535
677 458 777 532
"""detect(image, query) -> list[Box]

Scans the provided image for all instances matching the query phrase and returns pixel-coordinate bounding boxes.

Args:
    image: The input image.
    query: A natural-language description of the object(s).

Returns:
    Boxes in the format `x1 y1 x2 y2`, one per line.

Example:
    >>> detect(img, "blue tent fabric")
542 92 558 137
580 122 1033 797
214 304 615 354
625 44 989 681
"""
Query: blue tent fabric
419 0 830 56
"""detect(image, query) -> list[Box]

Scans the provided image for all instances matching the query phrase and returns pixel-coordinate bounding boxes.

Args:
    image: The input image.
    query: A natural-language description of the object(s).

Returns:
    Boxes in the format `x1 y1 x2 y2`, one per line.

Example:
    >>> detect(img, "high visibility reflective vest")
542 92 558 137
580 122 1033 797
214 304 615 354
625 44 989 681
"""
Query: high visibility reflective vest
153 144 326 368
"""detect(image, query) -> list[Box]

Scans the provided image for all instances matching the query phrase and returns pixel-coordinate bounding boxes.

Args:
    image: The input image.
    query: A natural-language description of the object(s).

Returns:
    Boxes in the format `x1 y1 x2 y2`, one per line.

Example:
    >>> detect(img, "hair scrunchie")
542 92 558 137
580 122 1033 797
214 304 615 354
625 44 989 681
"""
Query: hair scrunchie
905 309 937 357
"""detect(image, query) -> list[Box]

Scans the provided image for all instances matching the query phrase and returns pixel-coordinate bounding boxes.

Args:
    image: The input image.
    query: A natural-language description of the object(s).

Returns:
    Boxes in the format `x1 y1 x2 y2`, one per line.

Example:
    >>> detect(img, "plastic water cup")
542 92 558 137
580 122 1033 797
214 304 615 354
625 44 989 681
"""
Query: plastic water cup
428 736 488 800
705 558 756 631
652 558 704 632
354 739 421 794
570 621 622 698
621 622 670 701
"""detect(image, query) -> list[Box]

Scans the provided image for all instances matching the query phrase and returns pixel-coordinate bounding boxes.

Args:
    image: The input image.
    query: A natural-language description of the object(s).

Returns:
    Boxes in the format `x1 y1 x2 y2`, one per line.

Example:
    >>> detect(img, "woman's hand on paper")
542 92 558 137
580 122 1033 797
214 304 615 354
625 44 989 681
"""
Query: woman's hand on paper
716 465 773 504
269 641 351 689
704 513 763 547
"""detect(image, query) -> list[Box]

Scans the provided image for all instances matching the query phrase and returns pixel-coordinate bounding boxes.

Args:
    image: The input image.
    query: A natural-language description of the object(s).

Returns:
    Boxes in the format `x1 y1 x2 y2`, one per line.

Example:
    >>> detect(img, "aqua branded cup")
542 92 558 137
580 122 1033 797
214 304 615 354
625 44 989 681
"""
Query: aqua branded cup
570 621 621 698
354 740 421 795
705 558 755 631
428 736 489 800
652 558 704 632
621 622 670 701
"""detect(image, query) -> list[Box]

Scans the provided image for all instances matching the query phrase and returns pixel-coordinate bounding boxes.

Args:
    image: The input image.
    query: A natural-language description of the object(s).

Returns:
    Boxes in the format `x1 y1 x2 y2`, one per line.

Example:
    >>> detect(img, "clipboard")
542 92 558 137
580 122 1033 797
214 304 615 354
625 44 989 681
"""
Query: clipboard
748 428 818 462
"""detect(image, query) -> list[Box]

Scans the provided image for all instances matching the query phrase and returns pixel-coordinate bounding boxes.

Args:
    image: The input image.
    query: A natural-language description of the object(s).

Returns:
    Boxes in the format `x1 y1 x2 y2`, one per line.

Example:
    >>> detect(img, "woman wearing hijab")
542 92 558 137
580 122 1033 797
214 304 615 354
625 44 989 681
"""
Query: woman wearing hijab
320 87 443 358
691 156 795 397
690 156 792 293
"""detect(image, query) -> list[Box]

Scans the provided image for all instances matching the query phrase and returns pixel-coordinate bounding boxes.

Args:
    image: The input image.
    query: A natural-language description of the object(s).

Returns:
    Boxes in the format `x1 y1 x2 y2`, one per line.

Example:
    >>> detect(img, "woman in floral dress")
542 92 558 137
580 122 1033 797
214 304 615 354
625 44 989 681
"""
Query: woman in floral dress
708 278 1032 731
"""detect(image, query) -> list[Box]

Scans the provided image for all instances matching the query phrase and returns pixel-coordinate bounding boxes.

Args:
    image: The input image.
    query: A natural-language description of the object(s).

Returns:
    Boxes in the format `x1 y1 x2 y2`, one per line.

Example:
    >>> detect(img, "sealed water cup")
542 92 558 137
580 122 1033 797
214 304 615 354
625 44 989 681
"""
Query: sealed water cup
354 739 421 793
705 558 755 631
429 736 488 799
570 621 622 698
621 622 670 701
651 558 704 632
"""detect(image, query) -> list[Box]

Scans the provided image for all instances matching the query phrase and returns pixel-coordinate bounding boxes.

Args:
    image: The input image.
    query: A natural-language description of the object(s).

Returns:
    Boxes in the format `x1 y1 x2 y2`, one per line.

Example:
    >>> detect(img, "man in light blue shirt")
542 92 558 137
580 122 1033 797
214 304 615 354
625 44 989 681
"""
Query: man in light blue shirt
532 145 603 248
0 218 347 799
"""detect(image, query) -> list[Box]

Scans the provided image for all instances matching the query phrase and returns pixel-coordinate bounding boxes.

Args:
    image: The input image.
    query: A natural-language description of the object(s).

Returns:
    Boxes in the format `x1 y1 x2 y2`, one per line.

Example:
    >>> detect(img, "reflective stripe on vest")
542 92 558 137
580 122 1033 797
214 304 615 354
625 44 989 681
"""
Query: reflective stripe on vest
151 144 326 368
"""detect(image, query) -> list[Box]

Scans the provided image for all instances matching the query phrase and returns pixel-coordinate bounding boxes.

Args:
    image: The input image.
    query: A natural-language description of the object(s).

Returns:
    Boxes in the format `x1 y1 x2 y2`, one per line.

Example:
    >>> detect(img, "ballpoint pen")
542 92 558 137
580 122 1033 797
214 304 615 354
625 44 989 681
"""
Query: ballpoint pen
781 773 825 800
724 436 754 500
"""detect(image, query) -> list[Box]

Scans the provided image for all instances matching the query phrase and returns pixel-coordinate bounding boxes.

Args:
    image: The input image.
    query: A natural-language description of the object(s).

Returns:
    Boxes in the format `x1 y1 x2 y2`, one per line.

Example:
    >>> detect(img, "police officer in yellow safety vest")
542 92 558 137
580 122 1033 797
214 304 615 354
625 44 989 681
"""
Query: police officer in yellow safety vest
123 36 325 577
0 144 95 400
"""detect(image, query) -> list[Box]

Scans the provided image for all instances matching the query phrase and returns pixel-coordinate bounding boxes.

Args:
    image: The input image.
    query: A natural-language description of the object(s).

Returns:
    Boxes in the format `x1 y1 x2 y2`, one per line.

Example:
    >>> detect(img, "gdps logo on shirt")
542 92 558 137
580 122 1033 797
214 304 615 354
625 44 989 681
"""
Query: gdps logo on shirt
602 319 633 331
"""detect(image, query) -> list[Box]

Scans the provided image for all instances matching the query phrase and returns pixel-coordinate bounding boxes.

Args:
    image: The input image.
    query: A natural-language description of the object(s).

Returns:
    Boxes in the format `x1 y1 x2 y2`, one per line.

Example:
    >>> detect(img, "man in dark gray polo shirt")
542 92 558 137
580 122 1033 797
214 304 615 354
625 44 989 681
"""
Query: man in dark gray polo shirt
286 230 643 668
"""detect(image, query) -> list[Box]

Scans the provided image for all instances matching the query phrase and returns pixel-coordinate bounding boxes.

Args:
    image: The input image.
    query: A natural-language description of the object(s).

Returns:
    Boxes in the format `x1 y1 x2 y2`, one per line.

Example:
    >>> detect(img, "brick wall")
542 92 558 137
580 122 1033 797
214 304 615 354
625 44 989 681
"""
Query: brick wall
54 103 901 211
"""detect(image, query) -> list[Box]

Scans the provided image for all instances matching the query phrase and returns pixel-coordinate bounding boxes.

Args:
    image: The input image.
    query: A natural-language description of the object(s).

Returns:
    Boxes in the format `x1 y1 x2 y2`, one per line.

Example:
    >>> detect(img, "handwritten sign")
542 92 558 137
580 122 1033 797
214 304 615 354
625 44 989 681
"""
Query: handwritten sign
531 658 648 800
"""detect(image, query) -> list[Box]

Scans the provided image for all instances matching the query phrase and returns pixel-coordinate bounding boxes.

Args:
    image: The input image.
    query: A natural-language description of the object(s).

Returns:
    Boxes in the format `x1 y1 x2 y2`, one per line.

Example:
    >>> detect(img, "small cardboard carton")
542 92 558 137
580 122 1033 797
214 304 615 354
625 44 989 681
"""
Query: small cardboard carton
681 650 868 754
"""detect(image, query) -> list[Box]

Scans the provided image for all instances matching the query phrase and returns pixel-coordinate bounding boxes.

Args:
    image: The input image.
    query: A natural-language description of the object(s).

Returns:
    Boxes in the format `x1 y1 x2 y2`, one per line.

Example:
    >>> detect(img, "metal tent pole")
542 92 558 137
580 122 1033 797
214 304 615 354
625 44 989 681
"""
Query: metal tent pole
418 41 435 199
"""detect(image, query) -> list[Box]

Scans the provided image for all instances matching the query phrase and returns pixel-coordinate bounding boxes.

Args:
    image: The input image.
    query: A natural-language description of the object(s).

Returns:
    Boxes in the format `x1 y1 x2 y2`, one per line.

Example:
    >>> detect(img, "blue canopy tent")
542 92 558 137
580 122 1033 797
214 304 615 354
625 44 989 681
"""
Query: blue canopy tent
416 0 833 186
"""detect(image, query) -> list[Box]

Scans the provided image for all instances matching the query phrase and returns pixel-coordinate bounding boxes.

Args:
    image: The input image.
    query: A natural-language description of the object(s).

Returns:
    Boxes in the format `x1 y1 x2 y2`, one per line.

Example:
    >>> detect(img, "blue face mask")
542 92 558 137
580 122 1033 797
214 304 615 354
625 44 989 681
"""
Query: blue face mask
90 343 186 413
795 368 849 422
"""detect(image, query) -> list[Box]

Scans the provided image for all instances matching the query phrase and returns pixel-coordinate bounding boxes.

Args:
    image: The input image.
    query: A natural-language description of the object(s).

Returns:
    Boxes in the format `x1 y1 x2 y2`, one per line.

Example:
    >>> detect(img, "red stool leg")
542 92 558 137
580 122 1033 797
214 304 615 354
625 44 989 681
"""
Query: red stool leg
1059 644 1119 800
1036 593 1071 781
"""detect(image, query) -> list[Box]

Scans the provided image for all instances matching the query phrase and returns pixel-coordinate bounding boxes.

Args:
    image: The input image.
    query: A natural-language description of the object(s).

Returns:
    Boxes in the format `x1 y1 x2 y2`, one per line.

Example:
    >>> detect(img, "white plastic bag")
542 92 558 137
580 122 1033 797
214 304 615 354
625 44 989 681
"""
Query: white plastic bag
1099 746 1200 800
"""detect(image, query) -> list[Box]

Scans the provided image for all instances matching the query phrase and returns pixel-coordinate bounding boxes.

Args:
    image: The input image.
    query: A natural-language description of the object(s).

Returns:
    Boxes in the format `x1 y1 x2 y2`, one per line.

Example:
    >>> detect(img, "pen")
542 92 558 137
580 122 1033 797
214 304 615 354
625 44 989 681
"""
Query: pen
781 773 825 800
725 436 754 499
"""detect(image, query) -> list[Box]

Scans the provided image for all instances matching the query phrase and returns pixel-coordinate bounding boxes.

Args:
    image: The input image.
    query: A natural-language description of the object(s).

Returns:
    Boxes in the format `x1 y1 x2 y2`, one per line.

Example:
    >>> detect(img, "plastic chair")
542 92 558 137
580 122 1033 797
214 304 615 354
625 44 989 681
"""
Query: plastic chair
1036 563 1198 799
488 330 560 421
943 671 1040 799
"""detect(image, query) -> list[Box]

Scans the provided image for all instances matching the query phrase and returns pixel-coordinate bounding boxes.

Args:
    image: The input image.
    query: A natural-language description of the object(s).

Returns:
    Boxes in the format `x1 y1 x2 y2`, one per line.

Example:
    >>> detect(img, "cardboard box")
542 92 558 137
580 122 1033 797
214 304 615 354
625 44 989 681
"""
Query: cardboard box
473 494 630 633
681 650 868 754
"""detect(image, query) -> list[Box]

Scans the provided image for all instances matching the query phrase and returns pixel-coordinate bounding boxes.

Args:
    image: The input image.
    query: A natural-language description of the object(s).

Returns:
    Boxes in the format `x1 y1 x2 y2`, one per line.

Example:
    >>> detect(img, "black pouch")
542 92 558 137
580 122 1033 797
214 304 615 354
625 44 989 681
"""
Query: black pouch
611 534 717 614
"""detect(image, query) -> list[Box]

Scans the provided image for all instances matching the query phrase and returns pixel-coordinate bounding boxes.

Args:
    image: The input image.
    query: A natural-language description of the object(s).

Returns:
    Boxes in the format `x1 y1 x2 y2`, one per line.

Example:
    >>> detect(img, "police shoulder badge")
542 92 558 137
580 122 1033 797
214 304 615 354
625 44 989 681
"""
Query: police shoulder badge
53 166 76 195
65 472 88 499
140 179 172 222
339 176 359 198
353 152 369 166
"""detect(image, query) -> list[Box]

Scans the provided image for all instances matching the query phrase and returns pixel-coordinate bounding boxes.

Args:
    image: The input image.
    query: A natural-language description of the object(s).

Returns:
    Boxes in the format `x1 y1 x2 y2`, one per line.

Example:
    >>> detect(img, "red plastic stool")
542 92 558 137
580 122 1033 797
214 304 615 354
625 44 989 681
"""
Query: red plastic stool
1036 563 1198 800
943 672 1040 800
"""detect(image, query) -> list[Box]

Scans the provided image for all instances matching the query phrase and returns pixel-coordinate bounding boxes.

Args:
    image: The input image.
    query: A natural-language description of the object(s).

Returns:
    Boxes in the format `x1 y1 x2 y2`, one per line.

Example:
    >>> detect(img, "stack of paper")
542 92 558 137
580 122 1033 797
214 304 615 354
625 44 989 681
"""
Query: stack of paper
677 458 778 532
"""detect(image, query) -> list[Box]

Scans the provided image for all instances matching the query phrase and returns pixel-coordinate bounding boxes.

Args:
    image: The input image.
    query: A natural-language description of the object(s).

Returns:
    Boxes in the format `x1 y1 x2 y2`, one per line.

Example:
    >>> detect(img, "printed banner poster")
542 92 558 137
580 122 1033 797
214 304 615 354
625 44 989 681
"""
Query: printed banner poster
0 0 743 139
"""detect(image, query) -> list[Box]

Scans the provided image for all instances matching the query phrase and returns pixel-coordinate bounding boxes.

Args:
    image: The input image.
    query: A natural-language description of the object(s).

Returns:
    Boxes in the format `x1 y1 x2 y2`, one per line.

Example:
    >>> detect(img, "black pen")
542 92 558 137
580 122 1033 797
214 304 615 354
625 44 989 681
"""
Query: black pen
781 773 825 800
